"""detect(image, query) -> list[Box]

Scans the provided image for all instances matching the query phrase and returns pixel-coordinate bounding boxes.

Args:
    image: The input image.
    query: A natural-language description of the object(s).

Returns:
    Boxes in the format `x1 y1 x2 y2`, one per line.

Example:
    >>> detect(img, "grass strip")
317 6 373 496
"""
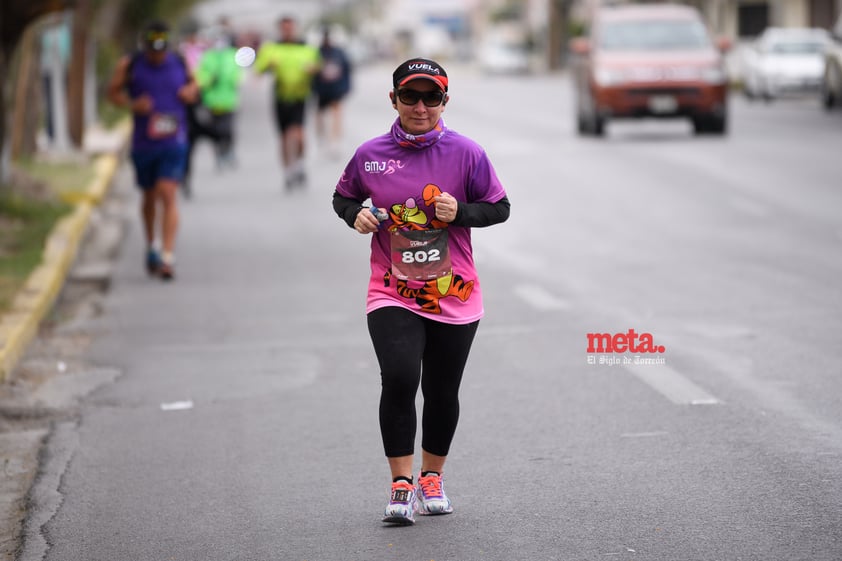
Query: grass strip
0 194 71 313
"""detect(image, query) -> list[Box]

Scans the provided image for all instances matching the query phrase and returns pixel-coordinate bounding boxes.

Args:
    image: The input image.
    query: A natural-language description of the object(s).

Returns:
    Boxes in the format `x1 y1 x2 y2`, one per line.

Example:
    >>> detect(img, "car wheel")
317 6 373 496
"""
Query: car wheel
822 85 835 109
710 114 727 135
576 112 589 135
591 113 605 137
693 114 727 135
823 68 839 110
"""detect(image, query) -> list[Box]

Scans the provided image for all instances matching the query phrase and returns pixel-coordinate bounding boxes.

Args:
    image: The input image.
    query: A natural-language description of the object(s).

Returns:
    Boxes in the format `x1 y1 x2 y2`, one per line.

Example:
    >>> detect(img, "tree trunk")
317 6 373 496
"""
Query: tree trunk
548 0 572 71
67 0 91 147
0 48 9 187
10 25 41 159
1 0 78 185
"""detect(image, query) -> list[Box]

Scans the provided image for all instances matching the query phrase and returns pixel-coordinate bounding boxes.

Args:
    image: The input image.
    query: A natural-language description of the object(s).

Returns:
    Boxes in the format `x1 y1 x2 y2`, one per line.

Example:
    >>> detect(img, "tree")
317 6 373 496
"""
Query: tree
67 0 92 147
548 0 573 71
2 0 204 185
1 0 76 184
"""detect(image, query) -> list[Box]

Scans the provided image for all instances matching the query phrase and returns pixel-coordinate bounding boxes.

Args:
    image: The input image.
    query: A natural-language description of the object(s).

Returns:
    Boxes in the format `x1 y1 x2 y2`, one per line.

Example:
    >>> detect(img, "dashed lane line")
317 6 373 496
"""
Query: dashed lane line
625 362 721 405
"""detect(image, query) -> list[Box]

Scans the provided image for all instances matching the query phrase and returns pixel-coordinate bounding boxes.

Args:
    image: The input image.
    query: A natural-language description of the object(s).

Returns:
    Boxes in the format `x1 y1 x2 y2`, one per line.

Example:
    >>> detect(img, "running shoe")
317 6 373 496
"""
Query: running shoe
416 472 453 515
145 249 162 276
382 480 416 525
159 261 175 281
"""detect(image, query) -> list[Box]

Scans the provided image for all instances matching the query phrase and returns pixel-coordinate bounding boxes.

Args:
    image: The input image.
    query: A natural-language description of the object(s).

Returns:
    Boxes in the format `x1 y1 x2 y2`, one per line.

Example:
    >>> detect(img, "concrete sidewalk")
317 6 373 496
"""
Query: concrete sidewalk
0 120 130 383
0 120 130 561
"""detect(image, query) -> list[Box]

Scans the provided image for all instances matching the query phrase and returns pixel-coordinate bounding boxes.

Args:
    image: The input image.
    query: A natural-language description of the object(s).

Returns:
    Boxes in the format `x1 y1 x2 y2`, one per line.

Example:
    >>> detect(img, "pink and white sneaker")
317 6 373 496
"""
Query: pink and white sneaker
416 472 453 515
382 480 416 525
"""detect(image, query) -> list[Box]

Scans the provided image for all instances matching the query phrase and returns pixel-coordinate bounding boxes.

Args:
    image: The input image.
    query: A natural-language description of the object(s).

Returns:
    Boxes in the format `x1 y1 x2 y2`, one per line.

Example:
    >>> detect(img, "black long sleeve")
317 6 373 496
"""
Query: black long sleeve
333 191 511 229
451 196 511 228
332 190 364 228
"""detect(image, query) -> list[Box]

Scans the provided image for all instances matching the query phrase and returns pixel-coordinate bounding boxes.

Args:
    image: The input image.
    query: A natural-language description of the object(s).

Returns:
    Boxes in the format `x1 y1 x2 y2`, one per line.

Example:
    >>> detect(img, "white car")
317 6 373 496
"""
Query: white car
742 27 831 100
478 39 531 74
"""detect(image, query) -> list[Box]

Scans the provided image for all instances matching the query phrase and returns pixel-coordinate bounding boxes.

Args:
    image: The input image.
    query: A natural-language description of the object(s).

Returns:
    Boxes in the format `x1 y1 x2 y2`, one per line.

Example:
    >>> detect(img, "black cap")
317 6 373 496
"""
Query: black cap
392 58 448 91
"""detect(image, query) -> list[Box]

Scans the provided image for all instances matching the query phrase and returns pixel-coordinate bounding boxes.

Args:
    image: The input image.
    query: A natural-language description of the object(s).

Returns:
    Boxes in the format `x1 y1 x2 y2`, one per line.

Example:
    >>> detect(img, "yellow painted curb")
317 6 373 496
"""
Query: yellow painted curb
58 155 119 206
0 120 129 382
0 203 92 381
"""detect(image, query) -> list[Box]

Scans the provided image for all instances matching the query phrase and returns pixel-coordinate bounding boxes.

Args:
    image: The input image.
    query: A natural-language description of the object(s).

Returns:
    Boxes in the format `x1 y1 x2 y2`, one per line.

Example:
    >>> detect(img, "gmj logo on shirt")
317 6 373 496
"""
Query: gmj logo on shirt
364 160 405 175
365 161 387 173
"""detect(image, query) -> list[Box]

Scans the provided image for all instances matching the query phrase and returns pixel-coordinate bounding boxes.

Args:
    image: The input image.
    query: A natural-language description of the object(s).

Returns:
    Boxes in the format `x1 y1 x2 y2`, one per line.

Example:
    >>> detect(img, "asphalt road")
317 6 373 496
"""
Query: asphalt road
17 61 842 561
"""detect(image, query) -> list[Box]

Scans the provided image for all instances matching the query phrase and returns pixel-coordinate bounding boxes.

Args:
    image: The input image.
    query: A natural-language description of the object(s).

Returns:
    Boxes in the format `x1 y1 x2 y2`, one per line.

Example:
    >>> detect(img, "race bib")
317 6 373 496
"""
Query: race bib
390 229 451 280
321 60 342 82
147 113 178 139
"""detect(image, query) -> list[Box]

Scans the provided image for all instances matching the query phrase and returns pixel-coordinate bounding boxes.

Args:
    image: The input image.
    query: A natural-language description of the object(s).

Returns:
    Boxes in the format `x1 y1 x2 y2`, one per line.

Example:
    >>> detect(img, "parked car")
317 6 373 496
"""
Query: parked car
569 3 730 136
741 27 830 100
478 38 531 74
821 14 842 109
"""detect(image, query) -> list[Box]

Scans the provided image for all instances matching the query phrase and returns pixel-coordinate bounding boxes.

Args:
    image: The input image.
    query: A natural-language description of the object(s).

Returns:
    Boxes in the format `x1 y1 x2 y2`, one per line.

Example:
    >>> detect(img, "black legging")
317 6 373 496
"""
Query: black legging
367 306 479 458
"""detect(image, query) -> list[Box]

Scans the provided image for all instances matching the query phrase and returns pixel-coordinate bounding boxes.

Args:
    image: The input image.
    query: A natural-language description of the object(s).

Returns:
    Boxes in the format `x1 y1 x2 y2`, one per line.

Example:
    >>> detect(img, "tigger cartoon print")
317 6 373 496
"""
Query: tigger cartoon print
382 183 474 314
387 184 450 231
387 196 427 230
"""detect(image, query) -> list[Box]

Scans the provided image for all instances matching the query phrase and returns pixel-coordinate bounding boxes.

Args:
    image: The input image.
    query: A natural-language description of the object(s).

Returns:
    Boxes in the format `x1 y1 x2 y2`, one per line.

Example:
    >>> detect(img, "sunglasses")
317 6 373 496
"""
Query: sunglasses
144 31 169 49
396 88 446 107
145 31 169 42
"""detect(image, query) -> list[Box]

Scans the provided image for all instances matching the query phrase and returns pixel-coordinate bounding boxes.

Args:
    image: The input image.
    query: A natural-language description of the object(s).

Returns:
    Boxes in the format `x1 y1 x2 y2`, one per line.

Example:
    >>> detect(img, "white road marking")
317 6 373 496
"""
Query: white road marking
625 363 720 405
160 400 194 411
513 284 569 311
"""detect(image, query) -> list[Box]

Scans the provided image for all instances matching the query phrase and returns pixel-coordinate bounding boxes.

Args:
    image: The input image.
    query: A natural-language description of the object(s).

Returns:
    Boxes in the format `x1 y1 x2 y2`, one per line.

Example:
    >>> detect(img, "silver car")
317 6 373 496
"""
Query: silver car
741 27 831 100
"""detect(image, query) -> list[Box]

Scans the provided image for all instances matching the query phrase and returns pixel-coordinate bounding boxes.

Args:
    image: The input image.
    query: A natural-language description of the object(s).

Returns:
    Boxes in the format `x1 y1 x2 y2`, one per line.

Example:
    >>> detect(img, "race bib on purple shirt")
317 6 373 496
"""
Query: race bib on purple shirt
147 113 178 139
390 229 451 280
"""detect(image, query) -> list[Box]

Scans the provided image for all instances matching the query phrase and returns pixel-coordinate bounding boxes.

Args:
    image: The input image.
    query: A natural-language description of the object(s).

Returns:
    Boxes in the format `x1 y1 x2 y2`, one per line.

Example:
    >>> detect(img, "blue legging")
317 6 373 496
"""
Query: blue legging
367 306 479 458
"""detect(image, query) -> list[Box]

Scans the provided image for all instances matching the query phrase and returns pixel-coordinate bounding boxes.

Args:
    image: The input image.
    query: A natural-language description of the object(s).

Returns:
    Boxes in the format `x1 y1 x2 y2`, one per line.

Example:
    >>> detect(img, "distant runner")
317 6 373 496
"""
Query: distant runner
254 15 320 189
107 20 198 280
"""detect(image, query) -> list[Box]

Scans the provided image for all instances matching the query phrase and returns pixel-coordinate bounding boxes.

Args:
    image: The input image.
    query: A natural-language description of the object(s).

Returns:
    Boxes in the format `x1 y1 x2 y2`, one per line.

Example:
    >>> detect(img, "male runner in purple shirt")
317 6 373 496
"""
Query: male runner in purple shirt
107 20 197 280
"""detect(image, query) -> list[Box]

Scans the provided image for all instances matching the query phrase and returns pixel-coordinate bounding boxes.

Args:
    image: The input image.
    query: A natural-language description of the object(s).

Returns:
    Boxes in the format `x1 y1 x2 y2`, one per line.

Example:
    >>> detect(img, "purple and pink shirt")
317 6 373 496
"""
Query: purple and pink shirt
336 118 507 324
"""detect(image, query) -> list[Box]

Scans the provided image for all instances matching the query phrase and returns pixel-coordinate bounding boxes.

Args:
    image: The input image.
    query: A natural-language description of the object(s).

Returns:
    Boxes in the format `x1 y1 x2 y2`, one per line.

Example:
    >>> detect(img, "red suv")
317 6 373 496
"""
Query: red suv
570 3 729 136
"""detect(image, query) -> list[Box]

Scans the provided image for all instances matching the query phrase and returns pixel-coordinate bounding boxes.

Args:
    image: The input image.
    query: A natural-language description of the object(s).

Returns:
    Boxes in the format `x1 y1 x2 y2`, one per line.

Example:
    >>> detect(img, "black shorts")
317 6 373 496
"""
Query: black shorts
273 100 306 132
317 92 346 110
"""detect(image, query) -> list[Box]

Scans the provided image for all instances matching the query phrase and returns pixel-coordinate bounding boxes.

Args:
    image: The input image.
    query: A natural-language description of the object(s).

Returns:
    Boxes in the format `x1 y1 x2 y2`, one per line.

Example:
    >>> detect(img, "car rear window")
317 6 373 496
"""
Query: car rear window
598 19 711 51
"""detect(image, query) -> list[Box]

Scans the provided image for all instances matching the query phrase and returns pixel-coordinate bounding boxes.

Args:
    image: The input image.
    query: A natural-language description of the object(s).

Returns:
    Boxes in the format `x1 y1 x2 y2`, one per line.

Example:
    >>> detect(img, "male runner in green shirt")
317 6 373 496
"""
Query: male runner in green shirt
254 15 320 189
196 33 244 168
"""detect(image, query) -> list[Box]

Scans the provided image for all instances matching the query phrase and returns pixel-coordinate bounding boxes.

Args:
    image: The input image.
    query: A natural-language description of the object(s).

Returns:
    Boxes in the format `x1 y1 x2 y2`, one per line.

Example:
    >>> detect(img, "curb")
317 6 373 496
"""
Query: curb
0 123 129 383
58 154 120 206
